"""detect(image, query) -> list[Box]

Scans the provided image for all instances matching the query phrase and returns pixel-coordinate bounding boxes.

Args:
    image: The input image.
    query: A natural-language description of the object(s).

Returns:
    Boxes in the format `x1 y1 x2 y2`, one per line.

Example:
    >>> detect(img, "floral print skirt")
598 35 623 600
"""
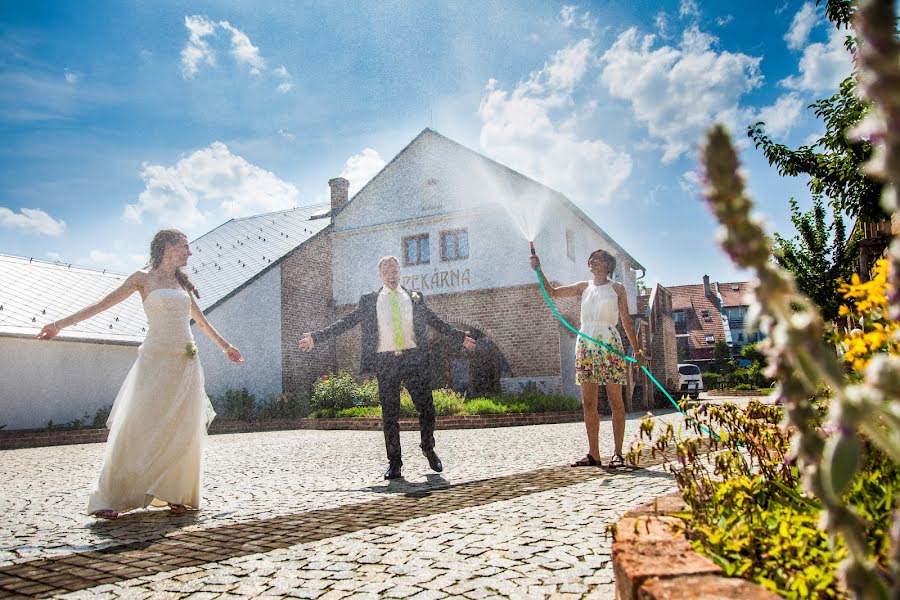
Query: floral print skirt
575 328 627 385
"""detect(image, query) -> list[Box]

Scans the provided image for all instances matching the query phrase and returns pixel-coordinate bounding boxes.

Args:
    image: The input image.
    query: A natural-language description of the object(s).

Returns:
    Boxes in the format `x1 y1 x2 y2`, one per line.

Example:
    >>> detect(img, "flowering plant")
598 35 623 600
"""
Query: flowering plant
185 343 198 359
410 291 422 303
838 259 899 372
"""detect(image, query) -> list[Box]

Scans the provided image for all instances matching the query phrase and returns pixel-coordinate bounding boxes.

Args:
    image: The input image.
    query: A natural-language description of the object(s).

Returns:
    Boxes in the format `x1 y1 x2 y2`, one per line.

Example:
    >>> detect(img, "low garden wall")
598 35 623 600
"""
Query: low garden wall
612 493 779 599
0 410 583 450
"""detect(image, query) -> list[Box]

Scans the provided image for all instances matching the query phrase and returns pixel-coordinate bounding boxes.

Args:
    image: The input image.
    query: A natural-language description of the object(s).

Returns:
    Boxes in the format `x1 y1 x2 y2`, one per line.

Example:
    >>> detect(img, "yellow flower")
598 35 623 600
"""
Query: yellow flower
185 343 198 359
838 259 899 372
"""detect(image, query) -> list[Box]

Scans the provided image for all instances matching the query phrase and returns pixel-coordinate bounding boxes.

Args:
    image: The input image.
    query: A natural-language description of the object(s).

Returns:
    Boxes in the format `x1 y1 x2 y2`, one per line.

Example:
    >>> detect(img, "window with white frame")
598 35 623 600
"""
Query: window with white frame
403 234 430 266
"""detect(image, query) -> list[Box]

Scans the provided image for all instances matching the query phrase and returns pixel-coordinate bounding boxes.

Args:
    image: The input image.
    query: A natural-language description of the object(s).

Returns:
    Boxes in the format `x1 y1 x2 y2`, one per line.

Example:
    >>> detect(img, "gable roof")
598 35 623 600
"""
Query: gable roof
0 255 147 344
188 203 330 312
0 203 331 343
668 283 727 352
335 128 644 271
667 278 753 355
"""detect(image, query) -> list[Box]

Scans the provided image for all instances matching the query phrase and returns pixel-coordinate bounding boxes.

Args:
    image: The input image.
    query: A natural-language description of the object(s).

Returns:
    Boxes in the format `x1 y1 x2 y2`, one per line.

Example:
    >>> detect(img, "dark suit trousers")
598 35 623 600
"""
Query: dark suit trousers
375 350 435 466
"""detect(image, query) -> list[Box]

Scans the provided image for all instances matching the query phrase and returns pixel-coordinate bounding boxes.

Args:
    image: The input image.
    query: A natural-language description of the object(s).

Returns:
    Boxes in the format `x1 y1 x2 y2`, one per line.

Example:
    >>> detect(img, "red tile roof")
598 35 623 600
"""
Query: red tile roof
667 279 753 359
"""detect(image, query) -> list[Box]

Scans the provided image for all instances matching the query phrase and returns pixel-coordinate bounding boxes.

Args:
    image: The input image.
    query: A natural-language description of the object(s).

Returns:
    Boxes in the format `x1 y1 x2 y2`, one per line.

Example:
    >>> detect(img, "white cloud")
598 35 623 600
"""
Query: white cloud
274 64 294 94
785 2 818 50
219 21 265 75
600 26 762 162
0 207 65 236
181 15 217 78
559 5 577 28
339 148 386 196
277 128 295 141
679 0 700 19
479 40 632 205
64 68 80 84
655 13 669 37
46 251 61 261
180 16 273 80
78 249 147 272
679 170 700 194
716 15 734 27
123 142 299 231
545 39 594 90
782 25 854 93
755 92 804 137
559 5 598 36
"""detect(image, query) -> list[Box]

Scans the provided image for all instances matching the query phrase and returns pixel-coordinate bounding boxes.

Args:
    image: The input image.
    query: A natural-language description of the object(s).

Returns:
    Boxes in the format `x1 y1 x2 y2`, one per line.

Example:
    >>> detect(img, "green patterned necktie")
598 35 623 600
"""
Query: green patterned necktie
389 290 406 349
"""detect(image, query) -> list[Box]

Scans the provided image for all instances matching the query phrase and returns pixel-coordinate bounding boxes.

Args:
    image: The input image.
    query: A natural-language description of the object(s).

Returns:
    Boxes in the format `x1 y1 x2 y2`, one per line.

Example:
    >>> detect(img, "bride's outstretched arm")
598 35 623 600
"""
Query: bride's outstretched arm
35 272 146 340
190 297 244 363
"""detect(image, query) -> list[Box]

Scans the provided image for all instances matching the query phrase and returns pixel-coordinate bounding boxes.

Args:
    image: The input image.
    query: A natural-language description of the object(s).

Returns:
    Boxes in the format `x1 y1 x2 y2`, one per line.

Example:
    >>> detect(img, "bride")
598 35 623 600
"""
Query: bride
36 229 243 519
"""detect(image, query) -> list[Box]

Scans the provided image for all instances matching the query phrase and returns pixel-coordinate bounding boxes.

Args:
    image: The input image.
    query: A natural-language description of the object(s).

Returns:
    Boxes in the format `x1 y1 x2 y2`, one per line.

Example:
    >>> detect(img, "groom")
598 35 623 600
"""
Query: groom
299 255 475 479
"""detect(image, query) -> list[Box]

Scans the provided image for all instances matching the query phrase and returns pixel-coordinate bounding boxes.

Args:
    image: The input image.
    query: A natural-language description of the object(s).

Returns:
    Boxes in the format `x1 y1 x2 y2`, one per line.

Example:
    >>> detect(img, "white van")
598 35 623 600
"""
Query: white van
677 363 704 399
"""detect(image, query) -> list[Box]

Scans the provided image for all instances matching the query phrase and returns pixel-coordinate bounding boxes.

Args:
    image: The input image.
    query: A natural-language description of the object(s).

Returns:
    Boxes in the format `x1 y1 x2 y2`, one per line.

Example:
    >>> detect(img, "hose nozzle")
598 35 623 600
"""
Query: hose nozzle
529 241 536 256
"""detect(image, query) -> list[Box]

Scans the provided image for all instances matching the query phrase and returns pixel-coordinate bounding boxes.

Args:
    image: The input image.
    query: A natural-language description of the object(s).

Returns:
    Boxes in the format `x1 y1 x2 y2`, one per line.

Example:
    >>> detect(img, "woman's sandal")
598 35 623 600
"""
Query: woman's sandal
92 510 119 520
571 454 602 467
169 504 188 515
607 453 627 469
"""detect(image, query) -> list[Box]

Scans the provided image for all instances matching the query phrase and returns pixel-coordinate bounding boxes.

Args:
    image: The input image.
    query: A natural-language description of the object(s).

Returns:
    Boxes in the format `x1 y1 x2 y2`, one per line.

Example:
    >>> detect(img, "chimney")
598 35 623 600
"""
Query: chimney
703 274 711 297
328 177 350 212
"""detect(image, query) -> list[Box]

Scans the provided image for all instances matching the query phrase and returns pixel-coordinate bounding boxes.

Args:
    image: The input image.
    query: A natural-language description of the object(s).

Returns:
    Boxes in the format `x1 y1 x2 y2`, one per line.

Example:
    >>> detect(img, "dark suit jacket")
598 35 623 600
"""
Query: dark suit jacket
311 288 467 374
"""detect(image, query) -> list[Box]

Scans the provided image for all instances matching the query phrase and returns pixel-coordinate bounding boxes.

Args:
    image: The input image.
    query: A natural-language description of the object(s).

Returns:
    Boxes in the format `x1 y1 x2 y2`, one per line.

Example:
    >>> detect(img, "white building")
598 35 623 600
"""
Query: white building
1 129 651 429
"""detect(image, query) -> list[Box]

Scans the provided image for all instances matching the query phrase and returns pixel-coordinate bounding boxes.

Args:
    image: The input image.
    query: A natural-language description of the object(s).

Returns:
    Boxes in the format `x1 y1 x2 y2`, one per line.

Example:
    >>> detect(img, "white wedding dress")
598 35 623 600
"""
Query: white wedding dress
87 288 215 514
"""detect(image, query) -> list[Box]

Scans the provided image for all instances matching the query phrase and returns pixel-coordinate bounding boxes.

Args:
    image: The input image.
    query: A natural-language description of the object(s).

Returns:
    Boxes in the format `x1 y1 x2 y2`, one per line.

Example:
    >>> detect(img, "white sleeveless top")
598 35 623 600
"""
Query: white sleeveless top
580 281 620 340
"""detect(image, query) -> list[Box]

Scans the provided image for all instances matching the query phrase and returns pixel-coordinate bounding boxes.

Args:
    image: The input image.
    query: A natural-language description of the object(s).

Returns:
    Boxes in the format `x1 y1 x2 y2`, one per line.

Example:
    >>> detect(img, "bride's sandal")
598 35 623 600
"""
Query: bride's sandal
607 453 627 469
92 510 119 520
169 504 188 515
571 454 602 467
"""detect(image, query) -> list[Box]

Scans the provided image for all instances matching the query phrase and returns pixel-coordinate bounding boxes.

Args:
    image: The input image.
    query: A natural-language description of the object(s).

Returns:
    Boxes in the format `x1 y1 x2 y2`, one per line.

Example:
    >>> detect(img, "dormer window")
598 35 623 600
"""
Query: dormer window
705 335 715 344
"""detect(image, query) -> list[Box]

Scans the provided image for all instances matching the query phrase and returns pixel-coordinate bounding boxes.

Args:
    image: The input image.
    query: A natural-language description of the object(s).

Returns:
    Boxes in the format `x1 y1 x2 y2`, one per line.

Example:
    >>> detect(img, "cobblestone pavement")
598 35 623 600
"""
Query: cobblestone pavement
0 402 751 598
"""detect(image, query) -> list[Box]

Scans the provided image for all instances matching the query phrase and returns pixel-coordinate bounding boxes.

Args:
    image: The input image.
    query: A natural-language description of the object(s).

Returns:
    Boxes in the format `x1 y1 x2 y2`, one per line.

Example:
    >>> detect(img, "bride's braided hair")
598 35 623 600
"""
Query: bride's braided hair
149 229 200 299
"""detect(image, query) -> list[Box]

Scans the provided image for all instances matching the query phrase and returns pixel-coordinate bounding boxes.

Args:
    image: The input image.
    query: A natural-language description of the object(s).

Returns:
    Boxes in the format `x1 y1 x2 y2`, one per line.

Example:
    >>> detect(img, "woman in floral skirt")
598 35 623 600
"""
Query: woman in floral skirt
530 248 643 467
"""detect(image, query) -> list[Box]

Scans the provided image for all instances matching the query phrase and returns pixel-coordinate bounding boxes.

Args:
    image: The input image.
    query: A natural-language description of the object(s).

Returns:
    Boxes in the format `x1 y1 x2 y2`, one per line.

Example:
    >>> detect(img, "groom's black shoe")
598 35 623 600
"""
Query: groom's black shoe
384 462 402 480
423 450 443 472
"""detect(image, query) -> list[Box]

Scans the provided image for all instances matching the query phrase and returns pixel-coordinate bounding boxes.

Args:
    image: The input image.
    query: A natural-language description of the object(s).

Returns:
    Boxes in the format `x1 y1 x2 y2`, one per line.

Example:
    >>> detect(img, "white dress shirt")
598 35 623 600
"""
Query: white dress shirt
376 286 418 353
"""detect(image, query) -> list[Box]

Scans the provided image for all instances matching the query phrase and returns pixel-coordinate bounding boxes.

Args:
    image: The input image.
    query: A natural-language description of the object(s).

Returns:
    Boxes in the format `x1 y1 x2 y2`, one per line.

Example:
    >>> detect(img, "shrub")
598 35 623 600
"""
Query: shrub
629 400 900 598
702 372 723 390
335 406 382 418
311 371 358 411
399 390 417 417
255 392 312 420
213 388 256 421
517 393 581 412
355 378 380 407
432 388 466 415
464 398 506 415
732 383 753 391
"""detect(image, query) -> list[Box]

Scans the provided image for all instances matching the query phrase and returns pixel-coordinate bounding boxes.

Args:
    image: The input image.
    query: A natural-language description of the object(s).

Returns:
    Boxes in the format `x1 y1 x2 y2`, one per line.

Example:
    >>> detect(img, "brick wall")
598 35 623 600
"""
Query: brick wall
281 230 337 395
328 282 579 382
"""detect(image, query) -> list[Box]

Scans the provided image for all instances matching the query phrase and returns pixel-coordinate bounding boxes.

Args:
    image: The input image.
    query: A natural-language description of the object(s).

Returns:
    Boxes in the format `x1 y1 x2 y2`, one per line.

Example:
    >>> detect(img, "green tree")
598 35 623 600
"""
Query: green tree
712 340 732 374
747 2 885 222
772 196 858 321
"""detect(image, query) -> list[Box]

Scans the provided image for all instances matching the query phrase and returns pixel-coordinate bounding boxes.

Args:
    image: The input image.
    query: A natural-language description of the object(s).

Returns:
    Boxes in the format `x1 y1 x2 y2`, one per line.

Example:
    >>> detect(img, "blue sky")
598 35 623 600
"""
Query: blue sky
0 0 854 287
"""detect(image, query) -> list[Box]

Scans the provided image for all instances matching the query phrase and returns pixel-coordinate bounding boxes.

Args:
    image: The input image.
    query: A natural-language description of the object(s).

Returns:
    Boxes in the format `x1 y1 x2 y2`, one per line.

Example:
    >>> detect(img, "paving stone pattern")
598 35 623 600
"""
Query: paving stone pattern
1 407 713 599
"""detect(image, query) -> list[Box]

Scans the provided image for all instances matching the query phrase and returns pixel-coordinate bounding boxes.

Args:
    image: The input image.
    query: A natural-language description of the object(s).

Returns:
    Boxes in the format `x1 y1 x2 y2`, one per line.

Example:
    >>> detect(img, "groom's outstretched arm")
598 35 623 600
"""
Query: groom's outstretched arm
302 300 365 350
419 298 475 349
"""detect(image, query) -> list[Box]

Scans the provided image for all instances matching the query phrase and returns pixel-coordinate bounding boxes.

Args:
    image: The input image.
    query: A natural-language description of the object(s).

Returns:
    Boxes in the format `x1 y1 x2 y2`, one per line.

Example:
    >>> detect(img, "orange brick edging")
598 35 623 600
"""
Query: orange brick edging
613 493 779 600
0 410 583 450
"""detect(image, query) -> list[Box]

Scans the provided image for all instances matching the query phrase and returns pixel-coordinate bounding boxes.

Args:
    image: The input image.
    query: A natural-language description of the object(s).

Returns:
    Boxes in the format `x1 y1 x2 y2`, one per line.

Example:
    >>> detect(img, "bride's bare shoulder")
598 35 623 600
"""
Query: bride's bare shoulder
124 270 150 293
